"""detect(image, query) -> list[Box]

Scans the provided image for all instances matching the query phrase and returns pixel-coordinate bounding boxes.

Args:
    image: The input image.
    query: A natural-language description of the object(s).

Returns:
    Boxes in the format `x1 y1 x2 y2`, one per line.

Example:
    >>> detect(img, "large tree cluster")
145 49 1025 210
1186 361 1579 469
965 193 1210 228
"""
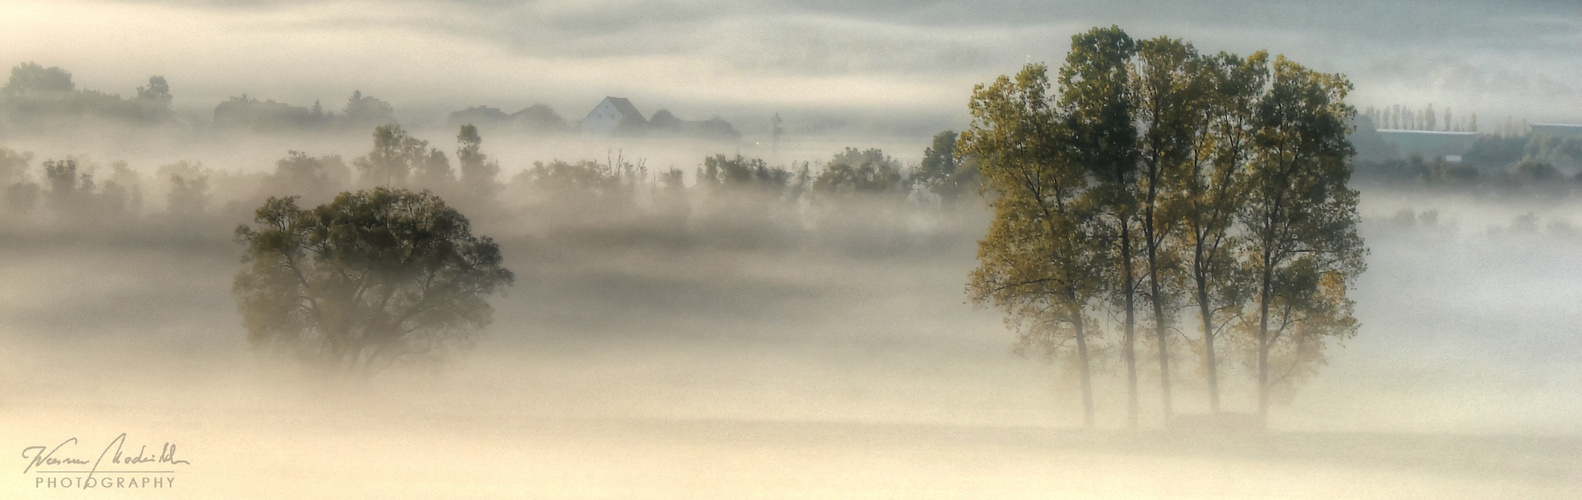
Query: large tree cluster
963 26 1366 428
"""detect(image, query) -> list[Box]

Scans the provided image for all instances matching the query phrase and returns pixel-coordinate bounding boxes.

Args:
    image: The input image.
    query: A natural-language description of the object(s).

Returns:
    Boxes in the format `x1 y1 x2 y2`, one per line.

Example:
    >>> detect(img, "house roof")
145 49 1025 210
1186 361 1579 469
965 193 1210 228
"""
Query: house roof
591 96 644 122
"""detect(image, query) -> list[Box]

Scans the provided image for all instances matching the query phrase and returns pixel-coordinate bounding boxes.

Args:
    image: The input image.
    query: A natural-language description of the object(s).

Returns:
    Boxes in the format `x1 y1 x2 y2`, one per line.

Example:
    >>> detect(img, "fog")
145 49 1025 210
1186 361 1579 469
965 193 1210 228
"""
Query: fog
4 132 1582 496
5 1 1582 497
2 0 1579 135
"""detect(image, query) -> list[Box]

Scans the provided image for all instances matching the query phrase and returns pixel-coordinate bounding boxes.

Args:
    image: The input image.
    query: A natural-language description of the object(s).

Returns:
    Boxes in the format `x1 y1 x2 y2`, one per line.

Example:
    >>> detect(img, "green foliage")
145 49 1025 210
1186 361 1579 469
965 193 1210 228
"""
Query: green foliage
916 130 980 205
813 147 903 194
0 62 173 124
962 62 1110 428
158 161 210 216
648 109 684 134
261 151 351 203
214 95 324 131
513 104 567 133
353 124 449 188
1239 55 1366 415
456 124 501 203
965 26 1367 425
342 90 395 127
644 109 742 142
698 154 792 192
514 157 646 219
2 62 75 97
232 188 513 372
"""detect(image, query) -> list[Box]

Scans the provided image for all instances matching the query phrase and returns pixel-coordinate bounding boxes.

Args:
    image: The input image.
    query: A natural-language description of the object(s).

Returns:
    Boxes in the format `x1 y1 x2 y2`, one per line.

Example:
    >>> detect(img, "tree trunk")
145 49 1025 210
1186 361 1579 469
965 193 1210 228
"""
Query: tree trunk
1145 219 1172 423
1073 307 1095 430
1119 218 1138 429
1199 286 1220 414
1256 249 1274 426
1150 259 1172 422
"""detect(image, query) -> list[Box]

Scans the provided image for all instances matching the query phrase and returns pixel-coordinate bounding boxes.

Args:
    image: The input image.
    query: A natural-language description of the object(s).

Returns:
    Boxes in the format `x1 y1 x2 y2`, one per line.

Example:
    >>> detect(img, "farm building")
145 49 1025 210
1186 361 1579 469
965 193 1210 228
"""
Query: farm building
579 96 646 136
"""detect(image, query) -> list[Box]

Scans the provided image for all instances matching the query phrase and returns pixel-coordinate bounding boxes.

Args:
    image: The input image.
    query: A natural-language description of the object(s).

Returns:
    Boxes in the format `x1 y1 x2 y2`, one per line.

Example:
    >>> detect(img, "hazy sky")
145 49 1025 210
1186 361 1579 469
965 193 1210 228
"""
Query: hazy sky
1 0 1578 136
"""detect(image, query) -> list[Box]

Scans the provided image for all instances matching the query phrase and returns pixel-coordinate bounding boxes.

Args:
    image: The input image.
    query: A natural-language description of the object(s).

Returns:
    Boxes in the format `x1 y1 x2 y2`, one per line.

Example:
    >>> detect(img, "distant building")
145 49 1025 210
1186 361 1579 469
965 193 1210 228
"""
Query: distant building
579 96 646 136
1375 129 1479 161
1530 123 1582 140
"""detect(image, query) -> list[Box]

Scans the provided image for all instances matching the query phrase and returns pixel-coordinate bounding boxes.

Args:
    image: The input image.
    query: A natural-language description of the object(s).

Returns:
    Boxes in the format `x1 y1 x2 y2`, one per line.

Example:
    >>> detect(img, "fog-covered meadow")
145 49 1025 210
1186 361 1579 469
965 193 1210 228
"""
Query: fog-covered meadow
2 124 1581 497
5 0 1582 497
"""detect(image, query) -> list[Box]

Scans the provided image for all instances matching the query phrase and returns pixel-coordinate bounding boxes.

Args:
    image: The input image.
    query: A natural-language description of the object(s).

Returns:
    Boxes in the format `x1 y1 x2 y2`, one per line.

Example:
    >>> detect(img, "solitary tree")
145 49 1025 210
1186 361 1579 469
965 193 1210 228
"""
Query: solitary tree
233 188 514 373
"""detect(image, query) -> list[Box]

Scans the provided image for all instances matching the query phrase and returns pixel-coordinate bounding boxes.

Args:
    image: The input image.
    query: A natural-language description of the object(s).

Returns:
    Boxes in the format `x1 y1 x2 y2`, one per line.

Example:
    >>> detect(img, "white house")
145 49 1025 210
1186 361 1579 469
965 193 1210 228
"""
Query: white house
579 96 646 136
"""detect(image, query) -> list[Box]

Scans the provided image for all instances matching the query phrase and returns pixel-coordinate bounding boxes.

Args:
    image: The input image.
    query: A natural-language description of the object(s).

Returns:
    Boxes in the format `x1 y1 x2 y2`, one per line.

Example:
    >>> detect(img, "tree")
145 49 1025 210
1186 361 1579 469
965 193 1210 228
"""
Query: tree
1240 56 1366 422
456 124 501 203
262 151 352 203
512 104 567 134
648 109 684 134
1131 35 1211 421
354 124 440 188
1058 25 1144 428
1173 51 1267 414
158 161 209 217
963 63 1109 429
813 148 903 194
233 188 513 372
916 130 980 206
2 62 74 99
342 90 396 128
133 76 174 122
43 158 89 213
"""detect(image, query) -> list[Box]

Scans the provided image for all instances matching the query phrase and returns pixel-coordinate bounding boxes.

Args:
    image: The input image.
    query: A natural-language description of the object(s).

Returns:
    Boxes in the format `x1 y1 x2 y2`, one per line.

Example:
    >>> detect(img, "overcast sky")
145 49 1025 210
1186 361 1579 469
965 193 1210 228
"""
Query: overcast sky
1 0 1578 137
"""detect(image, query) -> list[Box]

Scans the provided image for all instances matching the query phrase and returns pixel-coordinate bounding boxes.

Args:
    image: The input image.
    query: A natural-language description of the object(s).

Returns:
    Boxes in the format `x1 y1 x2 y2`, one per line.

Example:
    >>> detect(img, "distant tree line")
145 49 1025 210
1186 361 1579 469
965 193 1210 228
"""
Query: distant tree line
1354 133 1582 195
1362 103 1539 137
0 62 173 130
213 90 397 132
0 61 743 141
962 26 1366 429
0 122 982 250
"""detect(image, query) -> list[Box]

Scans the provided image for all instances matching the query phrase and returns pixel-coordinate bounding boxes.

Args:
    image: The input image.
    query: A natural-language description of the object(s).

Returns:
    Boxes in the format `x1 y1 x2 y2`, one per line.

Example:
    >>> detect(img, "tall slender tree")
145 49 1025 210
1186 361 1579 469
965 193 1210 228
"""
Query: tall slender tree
1174 51 1268 414
1058 26 1144 428
1240 56 1366 423
963 63 1109 429
1130 36 1209 421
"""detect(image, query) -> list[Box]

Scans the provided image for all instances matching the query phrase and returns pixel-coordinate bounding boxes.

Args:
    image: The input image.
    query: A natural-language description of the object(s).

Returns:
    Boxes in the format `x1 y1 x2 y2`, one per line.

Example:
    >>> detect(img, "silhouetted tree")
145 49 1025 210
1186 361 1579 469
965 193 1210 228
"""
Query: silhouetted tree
456 125 501 204
354 124 440 187
262 151 351 203
233 188 513 372
341 90 396 128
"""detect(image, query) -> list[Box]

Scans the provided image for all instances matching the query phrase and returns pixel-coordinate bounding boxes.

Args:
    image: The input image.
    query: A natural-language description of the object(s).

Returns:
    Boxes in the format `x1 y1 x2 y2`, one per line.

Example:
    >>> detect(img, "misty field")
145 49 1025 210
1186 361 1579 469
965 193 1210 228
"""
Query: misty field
3 184 1581 498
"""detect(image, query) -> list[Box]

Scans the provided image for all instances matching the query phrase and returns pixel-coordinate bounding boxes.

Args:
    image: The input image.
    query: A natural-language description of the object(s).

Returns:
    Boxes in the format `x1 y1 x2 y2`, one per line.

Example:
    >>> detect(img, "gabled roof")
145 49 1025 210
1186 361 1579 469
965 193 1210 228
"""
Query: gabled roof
602 96 643 121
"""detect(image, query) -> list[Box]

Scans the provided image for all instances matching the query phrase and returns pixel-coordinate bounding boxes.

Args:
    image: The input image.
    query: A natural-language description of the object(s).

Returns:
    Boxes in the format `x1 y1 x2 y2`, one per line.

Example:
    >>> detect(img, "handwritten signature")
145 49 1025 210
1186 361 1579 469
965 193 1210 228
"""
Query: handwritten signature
21 434 190 478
